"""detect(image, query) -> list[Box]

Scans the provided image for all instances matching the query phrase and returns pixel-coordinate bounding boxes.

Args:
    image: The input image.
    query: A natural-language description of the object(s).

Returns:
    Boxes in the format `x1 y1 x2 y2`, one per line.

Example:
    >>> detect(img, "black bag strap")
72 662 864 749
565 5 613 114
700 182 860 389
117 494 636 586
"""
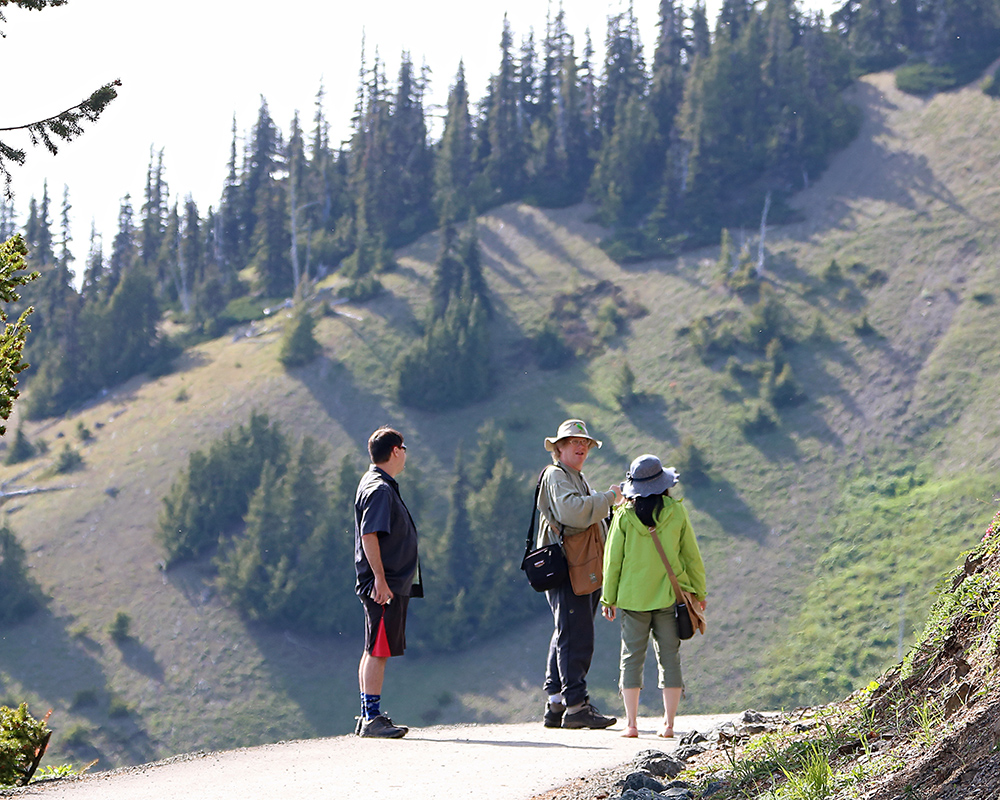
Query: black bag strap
525 465 571 555
525 468 549 559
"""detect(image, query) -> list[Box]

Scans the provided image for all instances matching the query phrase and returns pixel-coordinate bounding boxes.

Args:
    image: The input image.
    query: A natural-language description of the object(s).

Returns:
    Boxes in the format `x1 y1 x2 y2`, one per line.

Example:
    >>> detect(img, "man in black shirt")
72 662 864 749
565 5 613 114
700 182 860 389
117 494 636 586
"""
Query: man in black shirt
354 426 422 738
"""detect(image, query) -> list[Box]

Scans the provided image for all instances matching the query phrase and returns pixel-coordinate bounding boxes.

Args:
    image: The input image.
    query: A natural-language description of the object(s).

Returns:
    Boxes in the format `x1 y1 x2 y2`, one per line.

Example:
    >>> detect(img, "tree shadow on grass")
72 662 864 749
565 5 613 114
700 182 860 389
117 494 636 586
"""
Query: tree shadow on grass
683 477 769 542
0 606 156 766
116 638 165 683
624 393 678 444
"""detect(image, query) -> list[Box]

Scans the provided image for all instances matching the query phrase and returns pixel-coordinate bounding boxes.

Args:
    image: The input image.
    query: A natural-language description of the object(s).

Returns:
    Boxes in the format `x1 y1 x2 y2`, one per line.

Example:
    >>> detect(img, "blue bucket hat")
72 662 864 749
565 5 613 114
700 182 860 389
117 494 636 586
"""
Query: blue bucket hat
621 454 679 498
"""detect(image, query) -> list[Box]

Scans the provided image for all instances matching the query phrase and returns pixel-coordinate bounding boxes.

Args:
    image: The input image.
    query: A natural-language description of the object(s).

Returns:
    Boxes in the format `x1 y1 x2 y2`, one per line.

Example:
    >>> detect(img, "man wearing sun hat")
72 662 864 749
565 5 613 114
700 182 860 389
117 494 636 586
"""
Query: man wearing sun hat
535 419 623 729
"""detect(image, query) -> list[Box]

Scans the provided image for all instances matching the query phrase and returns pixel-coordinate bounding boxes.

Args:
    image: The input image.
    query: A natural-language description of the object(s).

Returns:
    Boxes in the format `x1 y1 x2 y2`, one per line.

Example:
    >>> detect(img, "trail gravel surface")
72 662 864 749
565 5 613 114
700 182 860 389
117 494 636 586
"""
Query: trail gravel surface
9 714 737 800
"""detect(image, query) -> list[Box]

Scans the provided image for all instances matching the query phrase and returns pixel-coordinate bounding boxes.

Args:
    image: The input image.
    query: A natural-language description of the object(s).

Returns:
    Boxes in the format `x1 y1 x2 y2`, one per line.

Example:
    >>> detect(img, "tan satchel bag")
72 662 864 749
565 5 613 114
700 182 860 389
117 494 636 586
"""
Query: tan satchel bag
562 522 604 596
648 525 706 638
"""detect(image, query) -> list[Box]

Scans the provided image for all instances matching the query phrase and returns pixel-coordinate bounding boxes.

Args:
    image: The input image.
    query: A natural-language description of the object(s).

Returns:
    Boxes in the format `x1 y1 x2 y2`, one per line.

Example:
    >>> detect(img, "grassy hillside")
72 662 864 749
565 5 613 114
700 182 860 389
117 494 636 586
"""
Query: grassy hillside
0 69 998 771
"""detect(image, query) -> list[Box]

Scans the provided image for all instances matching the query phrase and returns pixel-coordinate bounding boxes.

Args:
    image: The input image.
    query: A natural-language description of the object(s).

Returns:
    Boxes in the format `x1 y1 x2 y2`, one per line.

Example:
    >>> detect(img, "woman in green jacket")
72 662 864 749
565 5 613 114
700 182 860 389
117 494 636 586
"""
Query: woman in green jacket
601 454 707 738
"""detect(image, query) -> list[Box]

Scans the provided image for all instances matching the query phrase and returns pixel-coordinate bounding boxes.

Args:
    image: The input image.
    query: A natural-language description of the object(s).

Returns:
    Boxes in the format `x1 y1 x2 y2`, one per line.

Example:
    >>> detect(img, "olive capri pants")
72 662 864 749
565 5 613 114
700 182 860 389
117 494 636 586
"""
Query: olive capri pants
619 608 683 690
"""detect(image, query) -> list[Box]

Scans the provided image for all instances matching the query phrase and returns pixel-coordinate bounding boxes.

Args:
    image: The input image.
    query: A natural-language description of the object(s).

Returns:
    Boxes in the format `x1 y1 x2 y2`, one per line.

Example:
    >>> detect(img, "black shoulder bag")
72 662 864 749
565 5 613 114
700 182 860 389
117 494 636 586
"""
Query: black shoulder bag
520 468 568 592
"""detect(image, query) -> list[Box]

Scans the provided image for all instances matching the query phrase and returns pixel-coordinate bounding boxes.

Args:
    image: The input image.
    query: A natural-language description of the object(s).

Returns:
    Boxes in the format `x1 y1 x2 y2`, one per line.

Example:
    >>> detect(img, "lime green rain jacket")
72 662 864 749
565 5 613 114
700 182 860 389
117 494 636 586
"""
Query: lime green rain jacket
601 497 707 612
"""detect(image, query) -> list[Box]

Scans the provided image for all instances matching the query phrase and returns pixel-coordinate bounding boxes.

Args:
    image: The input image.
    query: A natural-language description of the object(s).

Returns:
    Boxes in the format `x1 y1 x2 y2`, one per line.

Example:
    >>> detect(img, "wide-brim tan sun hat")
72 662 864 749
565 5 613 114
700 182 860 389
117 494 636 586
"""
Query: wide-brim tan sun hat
544 419 603 452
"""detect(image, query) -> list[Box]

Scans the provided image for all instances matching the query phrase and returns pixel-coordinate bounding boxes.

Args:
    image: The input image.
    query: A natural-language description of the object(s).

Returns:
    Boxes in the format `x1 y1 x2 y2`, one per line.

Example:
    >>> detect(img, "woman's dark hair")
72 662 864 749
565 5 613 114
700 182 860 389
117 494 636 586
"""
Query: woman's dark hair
633 491 669 527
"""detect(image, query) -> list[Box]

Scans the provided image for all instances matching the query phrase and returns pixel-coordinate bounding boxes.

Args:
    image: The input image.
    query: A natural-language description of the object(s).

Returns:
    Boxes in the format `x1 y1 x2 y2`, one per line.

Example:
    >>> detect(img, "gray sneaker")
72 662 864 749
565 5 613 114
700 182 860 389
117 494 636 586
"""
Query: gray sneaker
359 713 408 739
562 703 616 729
544 702 566 728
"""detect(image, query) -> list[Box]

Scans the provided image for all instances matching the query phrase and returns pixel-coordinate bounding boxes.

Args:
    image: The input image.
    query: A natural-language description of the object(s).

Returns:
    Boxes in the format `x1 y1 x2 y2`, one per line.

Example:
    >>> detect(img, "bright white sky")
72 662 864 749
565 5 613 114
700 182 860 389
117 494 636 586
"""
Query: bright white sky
5 0 837 274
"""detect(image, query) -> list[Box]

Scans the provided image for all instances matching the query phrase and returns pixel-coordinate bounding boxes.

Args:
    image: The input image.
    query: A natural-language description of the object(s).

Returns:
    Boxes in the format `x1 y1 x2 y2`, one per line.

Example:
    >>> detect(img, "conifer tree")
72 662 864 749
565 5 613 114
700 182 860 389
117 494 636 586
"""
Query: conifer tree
242 98 284 275
518 30 539 128
396 221 491 410
139 148 168 272
0 236 37 435
386 54 435 244
217 117 243 274
23 183 54 267
0 523 40 623
649 0 688 143
690 0 712 60
434 63 476 226
249 177 291 297
105 195 137 299
80 225 103 300
484 16 527 201
288 454 360 633
56 184 73 276
590 94 659 225
597 5 648 141
0 0 118 198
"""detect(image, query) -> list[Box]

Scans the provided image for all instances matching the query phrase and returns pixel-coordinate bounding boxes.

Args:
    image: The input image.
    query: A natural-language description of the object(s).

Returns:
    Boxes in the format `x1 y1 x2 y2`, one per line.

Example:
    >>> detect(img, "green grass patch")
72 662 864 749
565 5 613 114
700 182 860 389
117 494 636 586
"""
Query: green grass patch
753 468 995 708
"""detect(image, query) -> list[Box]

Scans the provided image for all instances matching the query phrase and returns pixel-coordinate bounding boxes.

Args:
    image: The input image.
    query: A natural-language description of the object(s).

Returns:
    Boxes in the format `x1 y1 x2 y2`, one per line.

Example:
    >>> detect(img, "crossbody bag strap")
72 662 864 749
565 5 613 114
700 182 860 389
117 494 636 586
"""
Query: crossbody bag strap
525 467 556 558
648 525 685 603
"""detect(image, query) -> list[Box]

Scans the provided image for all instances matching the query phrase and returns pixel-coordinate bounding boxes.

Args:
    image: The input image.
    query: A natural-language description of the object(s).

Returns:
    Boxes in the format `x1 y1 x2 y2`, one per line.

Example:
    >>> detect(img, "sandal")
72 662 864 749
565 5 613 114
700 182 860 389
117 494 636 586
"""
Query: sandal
658 725 674 738
622 726 639 738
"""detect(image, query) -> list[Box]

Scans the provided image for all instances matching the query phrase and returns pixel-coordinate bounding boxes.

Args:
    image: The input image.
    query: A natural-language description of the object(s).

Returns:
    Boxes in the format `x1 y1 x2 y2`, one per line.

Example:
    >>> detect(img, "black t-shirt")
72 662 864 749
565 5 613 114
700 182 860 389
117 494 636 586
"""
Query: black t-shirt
354 466 422 598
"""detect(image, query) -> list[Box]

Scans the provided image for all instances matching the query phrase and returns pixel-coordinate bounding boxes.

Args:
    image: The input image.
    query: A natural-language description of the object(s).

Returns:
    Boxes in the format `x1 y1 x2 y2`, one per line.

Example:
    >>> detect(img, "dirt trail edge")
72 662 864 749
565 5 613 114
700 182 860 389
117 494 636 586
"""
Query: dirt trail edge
8 714 737 800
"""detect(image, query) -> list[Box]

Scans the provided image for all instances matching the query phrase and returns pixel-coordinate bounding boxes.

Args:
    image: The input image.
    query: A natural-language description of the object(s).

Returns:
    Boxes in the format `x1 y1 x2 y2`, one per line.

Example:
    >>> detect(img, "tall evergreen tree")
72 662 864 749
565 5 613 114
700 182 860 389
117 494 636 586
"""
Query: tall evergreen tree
106 194 137 299
484 16 527 202
243 98 284 274
597 5 648 141
434 63 476 225
217 117 243 274
649 0 688 142
81 224 104 300
386 53 435 244
140 148 168 272
249 177 291 296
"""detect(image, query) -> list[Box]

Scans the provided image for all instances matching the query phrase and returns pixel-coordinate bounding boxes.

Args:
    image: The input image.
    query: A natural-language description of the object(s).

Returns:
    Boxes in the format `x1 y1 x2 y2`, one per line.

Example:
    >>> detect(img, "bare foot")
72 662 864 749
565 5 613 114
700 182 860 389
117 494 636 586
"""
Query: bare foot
622 726 639 738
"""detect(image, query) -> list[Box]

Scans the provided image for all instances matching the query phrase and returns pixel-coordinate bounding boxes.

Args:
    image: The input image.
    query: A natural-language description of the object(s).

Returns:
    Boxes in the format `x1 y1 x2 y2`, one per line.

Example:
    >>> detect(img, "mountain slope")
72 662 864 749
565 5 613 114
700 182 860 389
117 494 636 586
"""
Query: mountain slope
0 69 998 770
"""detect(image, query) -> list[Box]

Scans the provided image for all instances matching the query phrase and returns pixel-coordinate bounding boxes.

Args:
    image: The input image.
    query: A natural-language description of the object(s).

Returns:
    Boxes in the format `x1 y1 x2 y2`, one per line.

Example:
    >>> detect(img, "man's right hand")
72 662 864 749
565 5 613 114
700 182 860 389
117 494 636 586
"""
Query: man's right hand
371 577 394 605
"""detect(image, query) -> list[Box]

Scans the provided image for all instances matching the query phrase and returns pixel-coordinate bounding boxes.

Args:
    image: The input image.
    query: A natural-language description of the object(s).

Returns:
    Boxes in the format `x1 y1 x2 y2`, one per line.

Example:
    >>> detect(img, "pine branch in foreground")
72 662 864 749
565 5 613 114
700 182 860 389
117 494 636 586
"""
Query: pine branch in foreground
0 79 121 199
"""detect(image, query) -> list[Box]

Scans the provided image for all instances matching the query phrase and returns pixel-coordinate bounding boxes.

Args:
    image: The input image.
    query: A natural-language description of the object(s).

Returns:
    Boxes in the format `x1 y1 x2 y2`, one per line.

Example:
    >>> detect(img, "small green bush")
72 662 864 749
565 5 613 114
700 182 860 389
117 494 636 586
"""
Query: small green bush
852 314 876 336
859 268 889 289
60 724 89 749
532 321 574 369
107 611 131 644
896 62 956 95
53 445 83 474
822 259 842 282
338 276 384 303
4 428 35 465
279 310 322 368
221 296 282 324
612 361 637 409
740 399 778 434
107 695 130 719
75 422 92 442
984 64 1000 97
595 299 625 342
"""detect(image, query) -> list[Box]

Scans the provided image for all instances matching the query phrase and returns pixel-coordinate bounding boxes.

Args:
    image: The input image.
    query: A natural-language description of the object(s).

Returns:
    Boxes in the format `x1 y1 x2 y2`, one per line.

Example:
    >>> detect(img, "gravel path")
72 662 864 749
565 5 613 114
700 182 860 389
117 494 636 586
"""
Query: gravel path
9 714 737 800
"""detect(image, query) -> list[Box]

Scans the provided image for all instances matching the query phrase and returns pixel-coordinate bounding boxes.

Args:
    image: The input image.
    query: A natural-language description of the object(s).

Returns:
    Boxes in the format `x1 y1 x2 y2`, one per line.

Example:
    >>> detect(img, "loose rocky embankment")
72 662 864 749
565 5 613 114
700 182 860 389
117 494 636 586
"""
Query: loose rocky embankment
536 510 1000 800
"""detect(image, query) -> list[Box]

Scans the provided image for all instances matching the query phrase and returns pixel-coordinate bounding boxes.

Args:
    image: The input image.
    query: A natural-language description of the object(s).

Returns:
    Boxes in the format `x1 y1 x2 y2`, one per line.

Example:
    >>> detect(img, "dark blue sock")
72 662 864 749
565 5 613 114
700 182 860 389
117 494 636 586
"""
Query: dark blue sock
361 692 381 720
